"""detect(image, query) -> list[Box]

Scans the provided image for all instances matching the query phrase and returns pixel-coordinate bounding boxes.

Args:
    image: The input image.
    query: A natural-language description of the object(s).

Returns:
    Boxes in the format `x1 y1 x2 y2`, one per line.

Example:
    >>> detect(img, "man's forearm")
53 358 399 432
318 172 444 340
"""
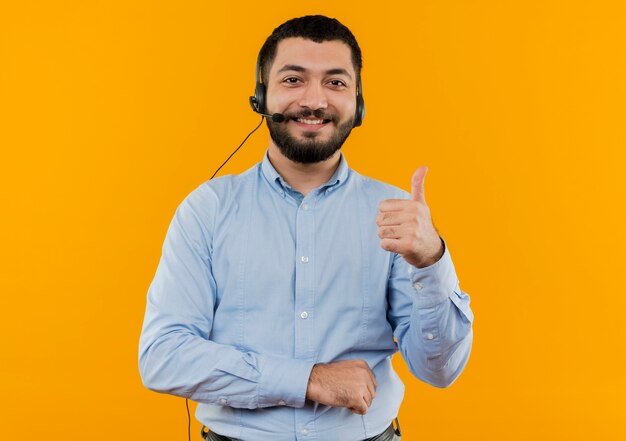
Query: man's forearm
139 317 314 408
391 243 474 387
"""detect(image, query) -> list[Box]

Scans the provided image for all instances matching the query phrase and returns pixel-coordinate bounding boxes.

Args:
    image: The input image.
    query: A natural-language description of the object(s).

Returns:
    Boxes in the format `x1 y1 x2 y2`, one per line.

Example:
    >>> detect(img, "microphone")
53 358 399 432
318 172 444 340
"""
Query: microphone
257 111 286 123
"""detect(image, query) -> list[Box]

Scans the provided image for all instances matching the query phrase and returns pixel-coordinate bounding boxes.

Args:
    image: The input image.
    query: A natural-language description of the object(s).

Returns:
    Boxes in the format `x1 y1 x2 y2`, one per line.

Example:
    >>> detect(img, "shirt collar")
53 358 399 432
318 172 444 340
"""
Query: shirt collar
260 150 349 195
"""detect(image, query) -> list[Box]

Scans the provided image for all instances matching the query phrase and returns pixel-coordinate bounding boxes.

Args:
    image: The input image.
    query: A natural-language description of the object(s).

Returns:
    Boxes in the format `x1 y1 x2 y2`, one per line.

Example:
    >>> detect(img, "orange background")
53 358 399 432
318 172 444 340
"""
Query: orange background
1 1 625 439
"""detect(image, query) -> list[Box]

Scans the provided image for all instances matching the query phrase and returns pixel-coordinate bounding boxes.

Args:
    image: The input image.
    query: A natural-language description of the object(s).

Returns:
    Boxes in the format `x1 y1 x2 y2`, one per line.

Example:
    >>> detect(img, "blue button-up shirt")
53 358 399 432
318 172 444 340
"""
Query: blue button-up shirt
139 152 473 441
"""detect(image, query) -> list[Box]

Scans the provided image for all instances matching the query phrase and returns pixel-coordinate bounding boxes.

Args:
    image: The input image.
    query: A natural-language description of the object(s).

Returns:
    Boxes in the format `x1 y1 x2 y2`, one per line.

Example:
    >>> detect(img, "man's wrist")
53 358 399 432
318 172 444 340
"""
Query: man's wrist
411 237 445 268
306 363 320 401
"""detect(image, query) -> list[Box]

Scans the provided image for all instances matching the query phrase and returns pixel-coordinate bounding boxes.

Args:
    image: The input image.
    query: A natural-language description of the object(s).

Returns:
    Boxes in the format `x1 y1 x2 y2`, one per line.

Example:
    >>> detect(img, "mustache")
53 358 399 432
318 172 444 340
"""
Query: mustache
285 108 338 123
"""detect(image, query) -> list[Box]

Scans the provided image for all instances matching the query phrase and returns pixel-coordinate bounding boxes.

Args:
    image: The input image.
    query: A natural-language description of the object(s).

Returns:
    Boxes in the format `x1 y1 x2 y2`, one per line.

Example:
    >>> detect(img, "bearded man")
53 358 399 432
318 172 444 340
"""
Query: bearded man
139 15 474 441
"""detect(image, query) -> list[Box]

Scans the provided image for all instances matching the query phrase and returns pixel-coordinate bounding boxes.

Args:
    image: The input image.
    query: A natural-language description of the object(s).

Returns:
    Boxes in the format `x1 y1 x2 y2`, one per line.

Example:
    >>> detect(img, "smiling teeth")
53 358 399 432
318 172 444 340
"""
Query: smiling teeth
297 118 324 125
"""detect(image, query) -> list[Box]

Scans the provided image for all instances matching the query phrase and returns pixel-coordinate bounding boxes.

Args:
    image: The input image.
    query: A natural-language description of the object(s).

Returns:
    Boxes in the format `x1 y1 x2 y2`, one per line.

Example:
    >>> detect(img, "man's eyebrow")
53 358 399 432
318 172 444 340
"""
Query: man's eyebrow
276 64 353 80
277 64 307 74
325 68 352 80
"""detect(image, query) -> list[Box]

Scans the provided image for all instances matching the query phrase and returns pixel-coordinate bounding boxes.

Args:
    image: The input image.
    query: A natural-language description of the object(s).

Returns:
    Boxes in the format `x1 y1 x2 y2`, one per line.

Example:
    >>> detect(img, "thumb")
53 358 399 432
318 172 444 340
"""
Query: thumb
411 166 428 202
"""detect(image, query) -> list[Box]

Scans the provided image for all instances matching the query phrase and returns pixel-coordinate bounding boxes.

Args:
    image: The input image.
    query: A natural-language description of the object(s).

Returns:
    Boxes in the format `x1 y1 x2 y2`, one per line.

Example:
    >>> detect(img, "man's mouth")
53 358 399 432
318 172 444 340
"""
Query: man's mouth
295 118 330 125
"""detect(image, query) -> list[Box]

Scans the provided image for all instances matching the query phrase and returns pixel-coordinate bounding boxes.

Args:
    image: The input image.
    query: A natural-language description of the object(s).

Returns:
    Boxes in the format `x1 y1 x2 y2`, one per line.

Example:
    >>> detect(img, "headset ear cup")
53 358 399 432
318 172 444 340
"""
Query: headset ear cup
249 95 259 112
254 82 267 115
353 75 365 127
354 92 365 127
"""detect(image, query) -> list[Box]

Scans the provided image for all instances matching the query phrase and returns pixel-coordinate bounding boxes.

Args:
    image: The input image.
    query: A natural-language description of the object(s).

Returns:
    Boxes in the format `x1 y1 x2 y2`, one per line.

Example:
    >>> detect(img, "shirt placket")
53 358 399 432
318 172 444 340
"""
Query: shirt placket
294 192 317 440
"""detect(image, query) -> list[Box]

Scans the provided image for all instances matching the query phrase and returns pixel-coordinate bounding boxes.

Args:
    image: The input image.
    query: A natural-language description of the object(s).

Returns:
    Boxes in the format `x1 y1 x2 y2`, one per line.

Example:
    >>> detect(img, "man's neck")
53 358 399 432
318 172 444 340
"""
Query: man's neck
267 144 341 196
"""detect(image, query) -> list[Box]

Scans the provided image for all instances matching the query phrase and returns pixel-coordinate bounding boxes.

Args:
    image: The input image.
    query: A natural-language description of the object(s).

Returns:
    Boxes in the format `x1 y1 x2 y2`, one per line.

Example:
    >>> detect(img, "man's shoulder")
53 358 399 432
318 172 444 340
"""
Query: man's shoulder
166 163 261 236
185 162 260 202
174 162 261 222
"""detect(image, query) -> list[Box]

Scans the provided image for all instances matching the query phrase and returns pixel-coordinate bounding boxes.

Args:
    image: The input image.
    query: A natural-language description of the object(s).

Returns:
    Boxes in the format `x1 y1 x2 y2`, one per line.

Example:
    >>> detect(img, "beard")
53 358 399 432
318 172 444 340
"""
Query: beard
267 108 354 164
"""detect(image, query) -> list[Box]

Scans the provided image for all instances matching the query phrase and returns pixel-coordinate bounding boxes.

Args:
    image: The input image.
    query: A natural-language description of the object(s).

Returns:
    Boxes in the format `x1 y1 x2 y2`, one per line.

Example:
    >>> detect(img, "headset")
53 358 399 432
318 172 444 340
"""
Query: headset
248 51 366 127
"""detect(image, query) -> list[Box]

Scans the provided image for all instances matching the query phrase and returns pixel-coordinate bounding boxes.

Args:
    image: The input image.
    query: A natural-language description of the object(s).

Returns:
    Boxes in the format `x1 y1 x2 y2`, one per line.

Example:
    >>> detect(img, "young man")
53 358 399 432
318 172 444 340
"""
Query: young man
139 15 473 441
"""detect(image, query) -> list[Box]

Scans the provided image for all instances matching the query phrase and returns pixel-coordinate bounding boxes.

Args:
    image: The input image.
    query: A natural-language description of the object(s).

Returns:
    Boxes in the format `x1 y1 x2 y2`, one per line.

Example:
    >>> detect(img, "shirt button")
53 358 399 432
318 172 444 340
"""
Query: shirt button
218 398 227 405
278 400 286 406
300 311 309 319
426 332 434 340
302 203 309 210
413 282 423 291
301 256 309 263
301 428 309 436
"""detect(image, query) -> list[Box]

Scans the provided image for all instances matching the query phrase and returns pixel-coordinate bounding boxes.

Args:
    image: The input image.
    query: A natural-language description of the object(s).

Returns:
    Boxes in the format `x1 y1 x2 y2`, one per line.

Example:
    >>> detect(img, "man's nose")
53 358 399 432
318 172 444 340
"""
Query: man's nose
298 82 328 110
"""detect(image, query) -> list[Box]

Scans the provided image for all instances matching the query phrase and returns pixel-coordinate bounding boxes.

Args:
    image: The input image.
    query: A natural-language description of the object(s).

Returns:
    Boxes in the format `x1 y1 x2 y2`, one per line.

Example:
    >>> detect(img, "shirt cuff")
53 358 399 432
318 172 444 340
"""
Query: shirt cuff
407 238 459 308
257 355 315 408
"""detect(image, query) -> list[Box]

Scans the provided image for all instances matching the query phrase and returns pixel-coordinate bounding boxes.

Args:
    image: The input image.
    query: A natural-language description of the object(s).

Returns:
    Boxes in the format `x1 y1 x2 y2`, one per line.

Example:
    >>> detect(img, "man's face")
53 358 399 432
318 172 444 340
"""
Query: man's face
264 37 358 164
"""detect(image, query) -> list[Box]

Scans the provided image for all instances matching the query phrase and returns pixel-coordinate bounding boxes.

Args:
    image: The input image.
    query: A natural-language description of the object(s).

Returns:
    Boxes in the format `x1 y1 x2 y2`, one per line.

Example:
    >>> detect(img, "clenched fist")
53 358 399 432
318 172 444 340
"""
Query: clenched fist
377 166 444 268
306 359 378 415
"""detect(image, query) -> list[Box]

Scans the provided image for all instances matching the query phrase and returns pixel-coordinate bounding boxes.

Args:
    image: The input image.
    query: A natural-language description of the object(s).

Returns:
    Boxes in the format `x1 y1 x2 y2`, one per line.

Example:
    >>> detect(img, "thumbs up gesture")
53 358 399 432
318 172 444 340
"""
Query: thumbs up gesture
376 166 444 268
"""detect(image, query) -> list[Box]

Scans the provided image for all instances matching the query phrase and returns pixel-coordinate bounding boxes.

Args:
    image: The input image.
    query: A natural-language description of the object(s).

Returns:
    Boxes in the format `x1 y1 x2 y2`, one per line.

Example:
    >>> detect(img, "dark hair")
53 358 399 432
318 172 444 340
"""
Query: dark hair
258 15 362 83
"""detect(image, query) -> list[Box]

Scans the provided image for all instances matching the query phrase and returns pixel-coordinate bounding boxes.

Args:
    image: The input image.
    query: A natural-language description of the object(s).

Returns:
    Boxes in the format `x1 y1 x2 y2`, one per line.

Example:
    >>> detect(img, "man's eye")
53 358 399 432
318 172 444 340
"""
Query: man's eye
283 77 301 84
329 80 346 87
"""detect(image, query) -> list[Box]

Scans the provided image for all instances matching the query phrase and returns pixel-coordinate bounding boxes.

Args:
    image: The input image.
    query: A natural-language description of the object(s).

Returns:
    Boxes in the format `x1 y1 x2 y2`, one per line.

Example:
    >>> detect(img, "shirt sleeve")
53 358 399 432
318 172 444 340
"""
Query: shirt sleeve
138 186 314 409
386 238 474 388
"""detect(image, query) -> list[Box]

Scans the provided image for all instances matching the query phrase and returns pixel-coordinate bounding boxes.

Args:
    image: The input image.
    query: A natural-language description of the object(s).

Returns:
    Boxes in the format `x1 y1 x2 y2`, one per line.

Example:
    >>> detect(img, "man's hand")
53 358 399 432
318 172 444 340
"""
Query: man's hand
306 359 377 415
377 166 444 268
